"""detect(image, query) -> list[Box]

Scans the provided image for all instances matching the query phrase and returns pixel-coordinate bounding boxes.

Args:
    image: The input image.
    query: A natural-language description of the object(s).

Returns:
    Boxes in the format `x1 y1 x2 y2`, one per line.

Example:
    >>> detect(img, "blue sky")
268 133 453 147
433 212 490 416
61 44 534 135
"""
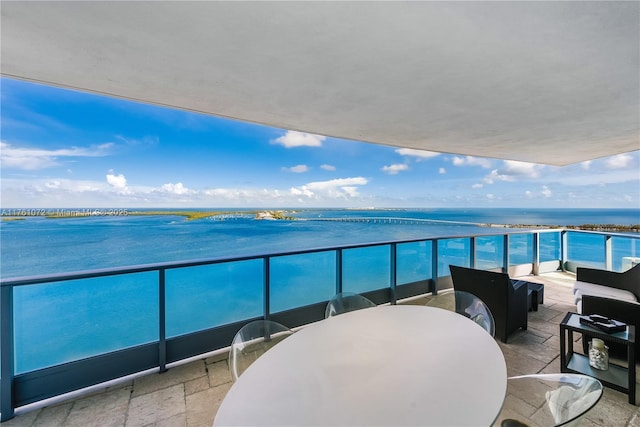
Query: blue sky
1 77 639 209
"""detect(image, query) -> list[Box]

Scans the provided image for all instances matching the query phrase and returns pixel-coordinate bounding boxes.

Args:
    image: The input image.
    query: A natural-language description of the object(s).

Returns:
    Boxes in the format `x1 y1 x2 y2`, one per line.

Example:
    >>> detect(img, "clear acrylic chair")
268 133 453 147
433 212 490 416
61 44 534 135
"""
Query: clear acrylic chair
425 290 495 337
496 373 603 427
228 320 293 381
325 292 376 318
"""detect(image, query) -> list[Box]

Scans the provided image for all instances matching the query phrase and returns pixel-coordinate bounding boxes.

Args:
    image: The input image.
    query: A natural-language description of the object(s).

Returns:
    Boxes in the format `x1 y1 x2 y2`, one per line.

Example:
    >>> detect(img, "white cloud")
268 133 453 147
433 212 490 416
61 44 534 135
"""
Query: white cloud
1 173 372 208
381 164 409 175
501 160 543 178
321 164 336 171
289 186 315 197
472 183 483 189
580 160 592 170
395 148 440 159
483 160 544 184
452 156 493 168
483 169 512 184
341 186 359 197
541 185 552 197
272 131 325 148
160 182 193 195
439 168 446 174
290 177 368 199
305 177 368 190
283 164 309 173
106 170 127 189
0 141 113 170
486 194 495 200
525 190 533 198
605 153 634 169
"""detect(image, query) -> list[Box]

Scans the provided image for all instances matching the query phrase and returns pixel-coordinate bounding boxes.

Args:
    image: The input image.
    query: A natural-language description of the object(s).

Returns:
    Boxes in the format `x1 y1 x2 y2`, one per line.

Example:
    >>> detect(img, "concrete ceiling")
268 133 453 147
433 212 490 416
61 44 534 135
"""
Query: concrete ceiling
1 1 639 166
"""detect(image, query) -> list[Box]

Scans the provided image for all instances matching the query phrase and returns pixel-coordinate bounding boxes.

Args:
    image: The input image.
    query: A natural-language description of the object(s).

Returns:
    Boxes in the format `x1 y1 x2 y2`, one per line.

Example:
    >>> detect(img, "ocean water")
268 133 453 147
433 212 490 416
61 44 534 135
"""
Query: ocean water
2 208 638 279
1 208 639 373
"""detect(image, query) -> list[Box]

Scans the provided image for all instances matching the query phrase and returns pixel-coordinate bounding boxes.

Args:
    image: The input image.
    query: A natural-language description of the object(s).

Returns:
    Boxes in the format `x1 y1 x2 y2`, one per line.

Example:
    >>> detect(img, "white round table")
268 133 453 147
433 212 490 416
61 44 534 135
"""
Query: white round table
214 305 507 426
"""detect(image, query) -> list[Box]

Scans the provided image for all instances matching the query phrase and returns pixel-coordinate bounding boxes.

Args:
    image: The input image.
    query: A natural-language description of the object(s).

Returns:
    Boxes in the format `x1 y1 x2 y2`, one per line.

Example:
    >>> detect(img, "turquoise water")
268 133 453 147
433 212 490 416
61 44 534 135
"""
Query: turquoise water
2 208 638 279
1 208 639 373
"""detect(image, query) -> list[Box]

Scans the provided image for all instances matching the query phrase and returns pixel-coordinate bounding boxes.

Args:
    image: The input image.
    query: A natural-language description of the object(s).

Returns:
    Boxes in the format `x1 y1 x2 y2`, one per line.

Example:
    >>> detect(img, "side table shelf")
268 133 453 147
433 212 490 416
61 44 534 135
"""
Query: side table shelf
560 312 636 405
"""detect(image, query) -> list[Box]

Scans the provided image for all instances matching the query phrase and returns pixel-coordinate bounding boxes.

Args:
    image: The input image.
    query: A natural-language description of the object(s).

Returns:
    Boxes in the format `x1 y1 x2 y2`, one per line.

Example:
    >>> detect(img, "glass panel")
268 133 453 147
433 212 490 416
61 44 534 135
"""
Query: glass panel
343 246 390 293
270 251 335 313
438 238 470 276
539 232 561 262
13 272 158 373
396 241 432 285
166 260 263 337
612 236 640 272
509 234 532 266
475 235 504 270
566 232 605 269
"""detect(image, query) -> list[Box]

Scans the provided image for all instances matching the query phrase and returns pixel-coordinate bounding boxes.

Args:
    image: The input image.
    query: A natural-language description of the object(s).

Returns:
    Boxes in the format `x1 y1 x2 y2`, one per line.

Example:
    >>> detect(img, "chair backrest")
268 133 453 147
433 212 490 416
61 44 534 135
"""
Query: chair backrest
425 290 495 337
228 320 293 381
325 292 376 318
497 373 603 427
449 265 512 317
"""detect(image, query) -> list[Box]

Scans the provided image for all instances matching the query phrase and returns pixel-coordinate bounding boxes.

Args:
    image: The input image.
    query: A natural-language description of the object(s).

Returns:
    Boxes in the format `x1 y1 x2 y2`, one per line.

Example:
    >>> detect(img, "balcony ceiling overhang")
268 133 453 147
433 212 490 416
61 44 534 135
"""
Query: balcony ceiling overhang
1 1 638 166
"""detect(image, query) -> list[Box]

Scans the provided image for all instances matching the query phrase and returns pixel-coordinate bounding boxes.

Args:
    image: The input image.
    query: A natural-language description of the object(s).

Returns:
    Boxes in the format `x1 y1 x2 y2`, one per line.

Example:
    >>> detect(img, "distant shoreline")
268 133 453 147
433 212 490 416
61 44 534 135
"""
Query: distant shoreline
1 209 637 232
489 223 639 233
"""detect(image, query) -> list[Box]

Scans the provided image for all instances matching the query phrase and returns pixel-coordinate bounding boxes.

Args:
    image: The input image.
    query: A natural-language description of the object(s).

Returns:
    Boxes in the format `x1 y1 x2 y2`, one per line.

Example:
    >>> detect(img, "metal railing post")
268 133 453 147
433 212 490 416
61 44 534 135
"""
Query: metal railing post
431 239 439 295
532 232 540 275
605 235 613 271
502 234 509 273
390 243 397 304
1 284 15 421
561 230 568 271
336 249 343 295
158 269 167 373
470 236 476 269
264 257 271 320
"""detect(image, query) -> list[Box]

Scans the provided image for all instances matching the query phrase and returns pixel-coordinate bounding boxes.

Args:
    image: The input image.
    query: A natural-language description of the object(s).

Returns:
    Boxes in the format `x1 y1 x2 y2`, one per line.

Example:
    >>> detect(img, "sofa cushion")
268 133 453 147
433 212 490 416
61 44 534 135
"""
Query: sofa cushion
573 281 638 314
573 281 638 303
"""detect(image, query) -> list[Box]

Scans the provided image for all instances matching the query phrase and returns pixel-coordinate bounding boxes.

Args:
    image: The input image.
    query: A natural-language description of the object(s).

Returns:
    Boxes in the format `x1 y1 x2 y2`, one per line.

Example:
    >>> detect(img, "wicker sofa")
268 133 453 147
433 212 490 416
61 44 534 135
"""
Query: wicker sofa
572 264 639 313
572 264 640 356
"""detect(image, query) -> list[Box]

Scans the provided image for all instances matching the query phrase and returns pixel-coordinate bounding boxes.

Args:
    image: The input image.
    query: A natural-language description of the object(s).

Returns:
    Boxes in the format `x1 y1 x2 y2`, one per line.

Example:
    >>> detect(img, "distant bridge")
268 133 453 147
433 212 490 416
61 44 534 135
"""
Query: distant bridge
208 214 255 221
299 217 486 226
207 214 488 227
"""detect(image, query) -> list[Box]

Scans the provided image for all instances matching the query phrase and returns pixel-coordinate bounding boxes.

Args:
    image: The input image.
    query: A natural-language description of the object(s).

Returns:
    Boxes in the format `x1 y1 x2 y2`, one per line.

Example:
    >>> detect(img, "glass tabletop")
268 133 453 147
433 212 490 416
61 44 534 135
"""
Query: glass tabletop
493 373 603 427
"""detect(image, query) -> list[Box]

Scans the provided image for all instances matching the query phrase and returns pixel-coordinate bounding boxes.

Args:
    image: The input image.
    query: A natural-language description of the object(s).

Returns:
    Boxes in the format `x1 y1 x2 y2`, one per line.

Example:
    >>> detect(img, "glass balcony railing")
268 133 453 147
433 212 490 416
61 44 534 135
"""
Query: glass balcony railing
1 228 638 420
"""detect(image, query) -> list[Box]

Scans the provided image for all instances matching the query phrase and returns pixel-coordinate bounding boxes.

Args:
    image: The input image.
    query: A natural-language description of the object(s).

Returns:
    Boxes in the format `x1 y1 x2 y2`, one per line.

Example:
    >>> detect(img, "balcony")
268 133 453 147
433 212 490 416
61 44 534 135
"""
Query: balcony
1 229 639 424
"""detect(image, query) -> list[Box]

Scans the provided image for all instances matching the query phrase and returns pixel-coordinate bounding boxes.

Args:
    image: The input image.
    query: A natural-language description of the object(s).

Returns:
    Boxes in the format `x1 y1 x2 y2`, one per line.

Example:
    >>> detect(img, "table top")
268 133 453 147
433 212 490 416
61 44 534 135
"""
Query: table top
561 312 635 344
214 305 507 426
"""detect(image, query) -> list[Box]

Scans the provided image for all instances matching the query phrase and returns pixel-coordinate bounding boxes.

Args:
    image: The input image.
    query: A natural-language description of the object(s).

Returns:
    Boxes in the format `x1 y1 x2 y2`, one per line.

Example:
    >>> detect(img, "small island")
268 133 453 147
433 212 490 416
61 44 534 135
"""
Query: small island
254 210 295 220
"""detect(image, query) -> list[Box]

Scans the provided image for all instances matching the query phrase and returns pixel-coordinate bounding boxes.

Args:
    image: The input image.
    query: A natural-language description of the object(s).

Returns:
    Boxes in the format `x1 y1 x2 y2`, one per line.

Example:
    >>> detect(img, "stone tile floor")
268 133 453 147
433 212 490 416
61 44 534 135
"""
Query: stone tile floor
3 272 639 426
